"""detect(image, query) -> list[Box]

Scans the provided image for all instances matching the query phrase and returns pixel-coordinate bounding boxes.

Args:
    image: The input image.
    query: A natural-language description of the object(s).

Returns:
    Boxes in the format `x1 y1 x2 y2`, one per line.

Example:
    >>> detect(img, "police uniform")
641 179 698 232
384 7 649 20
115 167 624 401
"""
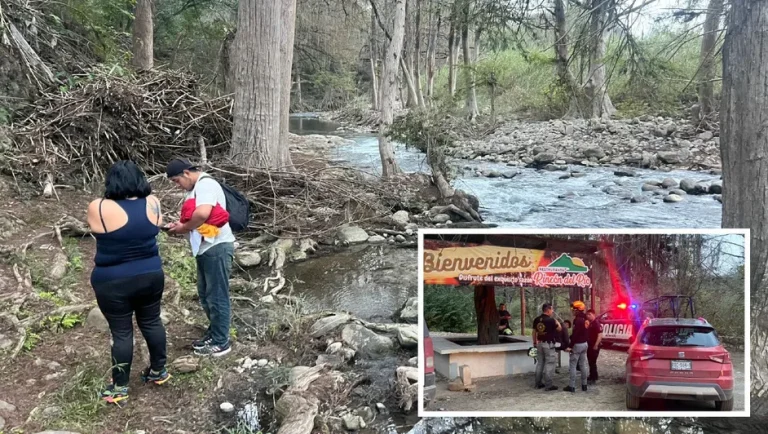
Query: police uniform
533 313 559 389
567 310 590 391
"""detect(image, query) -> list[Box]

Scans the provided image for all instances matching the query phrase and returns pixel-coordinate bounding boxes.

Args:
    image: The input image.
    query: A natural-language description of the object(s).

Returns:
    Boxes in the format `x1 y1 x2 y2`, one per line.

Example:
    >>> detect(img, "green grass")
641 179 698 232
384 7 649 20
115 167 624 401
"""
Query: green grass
38 365 111 431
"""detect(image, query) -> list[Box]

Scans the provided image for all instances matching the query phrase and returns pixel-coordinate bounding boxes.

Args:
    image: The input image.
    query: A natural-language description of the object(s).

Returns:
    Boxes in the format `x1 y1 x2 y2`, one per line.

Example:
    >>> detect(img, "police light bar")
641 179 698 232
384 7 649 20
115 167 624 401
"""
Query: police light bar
617 303 627 309
630 304 638 309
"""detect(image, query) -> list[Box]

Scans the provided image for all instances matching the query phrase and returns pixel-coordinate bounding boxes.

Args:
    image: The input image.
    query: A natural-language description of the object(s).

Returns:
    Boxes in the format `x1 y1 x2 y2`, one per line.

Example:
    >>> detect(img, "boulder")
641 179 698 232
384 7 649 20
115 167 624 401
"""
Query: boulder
398 297 418 323
85 307 109 333
0 399 16 413
583 146 605 159
614 169 637 177
310 313 353 338
679 179 698 193
641 184 660 192
367 235 386 244
664 194 684 203
49 252 68 281
391 211 410 226
670 189 687 196
337 226 369 244
630 196 651 203
431 214 450 224
235 251 262 268
709 181 723 194
693 183 710 195
171 355 200 373
396 325 418 349
533 152 557 164
657 151 683 164
661 178 678 188
341 324 395 358
343 414 366 431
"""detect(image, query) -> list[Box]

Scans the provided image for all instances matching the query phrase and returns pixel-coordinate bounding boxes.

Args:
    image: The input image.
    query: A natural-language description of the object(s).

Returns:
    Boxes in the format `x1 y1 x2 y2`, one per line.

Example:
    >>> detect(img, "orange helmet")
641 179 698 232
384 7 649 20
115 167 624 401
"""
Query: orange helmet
571 300 586 311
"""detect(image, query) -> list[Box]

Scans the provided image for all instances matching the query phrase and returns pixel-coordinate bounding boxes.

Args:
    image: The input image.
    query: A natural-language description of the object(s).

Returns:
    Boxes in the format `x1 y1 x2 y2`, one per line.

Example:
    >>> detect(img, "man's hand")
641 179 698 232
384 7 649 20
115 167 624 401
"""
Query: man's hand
167 221 190 235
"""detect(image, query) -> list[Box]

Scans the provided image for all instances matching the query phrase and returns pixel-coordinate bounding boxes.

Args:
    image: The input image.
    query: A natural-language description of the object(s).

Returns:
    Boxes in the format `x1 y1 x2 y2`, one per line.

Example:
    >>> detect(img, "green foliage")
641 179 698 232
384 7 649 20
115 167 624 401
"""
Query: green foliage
23 332 41 351
62 0 136 63
310 69 358 110
42 313 85 330
41 365 110 430
158 233 197 298
63 237 84 273
424 285 476 333
38 291 67 307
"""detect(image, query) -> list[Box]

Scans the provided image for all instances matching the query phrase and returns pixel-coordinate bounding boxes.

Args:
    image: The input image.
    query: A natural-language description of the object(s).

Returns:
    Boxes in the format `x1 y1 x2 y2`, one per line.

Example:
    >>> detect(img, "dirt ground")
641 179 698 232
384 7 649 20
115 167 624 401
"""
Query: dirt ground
431 346 746 413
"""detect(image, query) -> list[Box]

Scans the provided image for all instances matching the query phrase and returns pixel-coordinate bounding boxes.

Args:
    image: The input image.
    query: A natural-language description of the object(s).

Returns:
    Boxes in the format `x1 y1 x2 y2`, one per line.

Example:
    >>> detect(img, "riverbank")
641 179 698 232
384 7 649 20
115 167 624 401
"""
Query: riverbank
0 179 424 433
321 109 722 173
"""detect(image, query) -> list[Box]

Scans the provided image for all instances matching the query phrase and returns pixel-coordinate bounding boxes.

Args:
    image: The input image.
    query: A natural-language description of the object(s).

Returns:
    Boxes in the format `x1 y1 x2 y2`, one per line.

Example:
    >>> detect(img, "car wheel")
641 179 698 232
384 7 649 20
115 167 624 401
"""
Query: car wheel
626 389 640 410
715 398 734 411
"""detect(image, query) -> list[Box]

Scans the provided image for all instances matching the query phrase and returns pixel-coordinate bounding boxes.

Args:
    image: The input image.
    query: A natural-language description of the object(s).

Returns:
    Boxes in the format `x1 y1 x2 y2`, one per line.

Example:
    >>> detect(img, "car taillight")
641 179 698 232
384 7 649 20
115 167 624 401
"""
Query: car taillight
630 350 654 361
709 353 731 364
426 356 434 369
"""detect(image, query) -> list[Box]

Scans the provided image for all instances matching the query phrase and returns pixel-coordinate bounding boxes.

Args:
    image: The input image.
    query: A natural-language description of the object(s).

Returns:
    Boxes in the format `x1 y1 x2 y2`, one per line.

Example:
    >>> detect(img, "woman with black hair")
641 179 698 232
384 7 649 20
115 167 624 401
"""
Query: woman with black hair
86 160 170 403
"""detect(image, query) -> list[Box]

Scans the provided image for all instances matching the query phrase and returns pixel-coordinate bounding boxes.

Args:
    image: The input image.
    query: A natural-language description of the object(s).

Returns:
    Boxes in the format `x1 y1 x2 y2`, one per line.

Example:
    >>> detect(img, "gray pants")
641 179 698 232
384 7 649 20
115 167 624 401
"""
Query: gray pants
534 342 557 387
569 342 589 388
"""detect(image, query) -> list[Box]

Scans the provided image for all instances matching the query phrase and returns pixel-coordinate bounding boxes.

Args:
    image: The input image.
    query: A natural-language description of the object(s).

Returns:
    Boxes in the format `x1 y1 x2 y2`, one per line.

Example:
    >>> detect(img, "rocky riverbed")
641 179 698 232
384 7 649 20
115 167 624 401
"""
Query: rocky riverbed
449 117 721 172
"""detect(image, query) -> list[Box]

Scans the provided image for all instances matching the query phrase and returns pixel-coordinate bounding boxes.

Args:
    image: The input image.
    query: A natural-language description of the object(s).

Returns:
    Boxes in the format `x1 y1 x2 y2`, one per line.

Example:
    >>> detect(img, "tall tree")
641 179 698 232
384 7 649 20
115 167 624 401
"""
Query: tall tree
280 0 298 158
132 0 154 71
461 0 479 120
378 0 406 178
447 0 459 97
721 0 768 409
566 0 615 119
698 0 725 119
413 0 427 107
230 0 293 170
425 0 440 102
370 10 380 111
475 285 500 345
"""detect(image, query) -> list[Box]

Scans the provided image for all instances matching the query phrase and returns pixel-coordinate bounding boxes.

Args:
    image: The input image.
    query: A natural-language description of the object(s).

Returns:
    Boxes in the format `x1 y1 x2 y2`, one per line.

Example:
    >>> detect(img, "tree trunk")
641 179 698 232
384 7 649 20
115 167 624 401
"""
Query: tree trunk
554 0 574 86
461 1 479 121
414 0 426 108
426 1 440 103
379 0 406 179
279 0 297 170
698 0 725 119
296 63 303 108
404 0 415 108
447 1 459 97
131 0 154 71
722 2 768 411
567 0 615 119
370 11 380 110
231 0 293 170
475 285 500 345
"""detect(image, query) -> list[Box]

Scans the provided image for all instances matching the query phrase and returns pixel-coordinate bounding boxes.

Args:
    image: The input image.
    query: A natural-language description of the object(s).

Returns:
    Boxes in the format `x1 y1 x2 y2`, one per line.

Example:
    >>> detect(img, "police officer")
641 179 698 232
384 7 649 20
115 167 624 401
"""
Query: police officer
586 308 603 385
564 300 590 392
532 303 562 391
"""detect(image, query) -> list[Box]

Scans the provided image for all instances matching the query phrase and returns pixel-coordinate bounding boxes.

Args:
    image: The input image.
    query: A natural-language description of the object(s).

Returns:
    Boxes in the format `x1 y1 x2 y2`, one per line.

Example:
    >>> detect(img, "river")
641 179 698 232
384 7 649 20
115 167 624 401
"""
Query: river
290 115 723 228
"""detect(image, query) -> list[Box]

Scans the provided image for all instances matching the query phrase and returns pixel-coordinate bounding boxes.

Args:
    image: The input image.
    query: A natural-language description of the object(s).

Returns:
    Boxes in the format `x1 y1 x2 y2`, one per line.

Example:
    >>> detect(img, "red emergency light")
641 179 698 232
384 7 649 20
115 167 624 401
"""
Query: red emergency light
617 303 627 310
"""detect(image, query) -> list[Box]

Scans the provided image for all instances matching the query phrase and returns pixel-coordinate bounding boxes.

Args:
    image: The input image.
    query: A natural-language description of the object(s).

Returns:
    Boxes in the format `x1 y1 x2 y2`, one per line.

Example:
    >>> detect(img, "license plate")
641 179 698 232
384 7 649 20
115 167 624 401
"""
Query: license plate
671 360 692 371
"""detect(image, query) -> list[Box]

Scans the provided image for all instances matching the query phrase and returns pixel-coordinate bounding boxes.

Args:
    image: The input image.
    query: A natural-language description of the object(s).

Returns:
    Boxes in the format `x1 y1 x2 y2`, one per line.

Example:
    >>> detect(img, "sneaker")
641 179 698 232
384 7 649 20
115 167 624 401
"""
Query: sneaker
100 384 129 404
194 342 231 357
563 386 575 393
582 385 588 392
192 336 213 350
141 367 172 385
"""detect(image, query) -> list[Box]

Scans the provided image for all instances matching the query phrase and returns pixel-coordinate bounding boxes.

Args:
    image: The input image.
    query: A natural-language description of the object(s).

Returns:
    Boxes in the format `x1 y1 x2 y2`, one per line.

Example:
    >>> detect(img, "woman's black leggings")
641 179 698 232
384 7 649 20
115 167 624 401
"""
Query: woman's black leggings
92 271 167 387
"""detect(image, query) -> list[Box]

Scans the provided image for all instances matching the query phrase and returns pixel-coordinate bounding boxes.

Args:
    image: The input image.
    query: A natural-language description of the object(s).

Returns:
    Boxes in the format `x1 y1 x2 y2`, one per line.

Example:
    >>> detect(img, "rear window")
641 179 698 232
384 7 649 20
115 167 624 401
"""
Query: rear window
640 326 720 347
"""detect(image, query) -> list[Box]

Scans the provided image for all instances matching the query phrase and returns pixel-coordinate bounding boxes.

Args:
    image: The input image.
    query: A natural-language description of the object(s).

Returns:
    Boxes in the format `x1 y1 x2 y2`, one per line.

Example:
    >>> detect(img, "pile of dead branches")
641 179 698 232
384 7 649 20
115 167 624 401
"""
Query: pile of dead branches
182 163 407 237
6 68 232 183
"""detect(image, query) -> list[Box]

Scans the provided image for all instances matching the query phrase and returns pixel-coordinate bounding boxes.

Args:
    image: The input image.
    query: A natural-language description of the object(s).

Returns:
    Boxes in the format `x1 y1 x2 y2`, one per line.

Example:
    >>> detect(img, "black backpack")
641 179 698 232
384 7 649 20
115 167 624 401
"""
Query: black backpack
197 175 250 232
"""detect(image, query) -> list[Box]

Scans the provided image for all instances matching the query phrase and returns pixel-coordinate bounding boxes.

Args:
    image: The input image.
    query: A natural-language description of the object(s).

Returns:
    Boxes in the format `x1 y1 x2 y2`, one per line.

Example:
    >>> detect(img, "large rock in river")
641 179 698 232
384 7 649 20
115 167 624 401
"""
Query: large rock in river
397 298 418 324
310 313 353 338
337 226 369 244
341 324 395 358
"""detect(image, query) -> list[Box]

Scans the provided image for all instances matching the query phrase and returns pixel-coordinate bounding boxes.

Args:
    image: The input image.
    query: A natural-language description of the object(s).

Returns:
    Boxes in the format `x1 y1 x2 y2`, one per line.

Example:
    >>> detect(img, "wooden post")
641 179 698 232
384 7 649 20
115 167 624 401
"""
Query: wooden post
520 287 526 336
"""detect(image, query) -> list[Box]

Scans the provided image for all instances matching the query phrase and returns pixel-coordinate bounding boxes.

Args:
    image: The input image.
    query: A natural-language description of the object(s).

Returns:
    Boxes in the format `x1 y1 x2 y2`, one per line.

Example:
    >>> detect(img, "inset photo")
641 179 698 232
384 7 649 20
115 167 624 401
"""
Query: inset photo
418 229 749 417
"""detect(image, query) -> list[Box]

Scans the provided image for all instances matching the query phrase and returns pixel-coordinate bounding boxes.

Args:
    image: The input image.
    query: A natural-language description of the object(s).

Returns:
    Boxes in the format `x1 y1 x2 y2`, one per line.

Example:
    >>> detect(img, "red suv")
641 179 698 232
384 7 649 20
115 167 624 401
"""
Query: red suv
423 322 436 407
626 318 734 411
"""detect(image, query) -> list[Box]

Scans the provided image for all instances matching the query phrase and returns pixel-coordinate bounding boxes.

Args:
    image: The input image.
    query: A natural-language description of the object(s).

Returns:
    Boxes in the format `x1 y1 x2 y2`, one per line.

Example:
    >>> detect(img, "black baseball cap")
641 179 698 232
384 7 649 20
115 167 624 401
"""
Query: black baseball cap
166 158 197 178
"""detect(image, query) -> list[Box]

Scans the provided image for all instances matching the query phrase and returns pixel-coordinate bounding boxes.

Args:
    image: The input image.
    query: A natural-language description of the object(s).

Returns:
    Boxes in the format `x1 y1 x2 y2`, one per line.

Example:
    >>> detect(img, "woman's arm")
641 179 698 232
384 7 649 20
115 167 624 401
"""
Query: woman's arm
86 199 104 233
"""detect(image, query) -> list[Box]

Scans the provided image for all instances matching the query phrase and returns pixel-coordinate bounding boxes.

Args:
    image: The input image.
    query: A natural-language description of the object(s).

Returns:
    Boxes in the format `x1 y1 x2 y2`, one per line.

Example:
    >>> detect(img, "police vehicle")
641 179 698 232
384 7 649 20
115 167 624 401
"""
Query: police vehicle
598 295 696 347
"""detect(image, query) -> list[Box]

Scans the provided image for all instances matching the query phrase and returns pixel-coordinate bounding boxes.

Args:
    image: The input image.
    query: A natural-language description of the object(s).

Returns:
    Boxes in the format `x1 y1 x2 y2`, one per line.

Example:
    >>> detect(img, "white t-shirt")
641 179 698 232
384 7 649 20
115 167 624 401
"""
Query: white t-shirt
186 173 236 256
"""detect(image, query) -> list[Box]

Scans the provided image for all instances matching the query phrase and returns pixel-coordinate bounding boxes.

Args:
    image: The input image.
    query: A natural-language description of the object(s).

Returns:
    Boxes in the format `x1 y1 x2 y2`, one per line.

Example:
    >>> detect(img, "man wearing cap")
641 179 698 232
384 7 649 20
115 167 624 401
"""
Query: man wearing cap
564 300 590 392
166 158 235 357
532 303 561 391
